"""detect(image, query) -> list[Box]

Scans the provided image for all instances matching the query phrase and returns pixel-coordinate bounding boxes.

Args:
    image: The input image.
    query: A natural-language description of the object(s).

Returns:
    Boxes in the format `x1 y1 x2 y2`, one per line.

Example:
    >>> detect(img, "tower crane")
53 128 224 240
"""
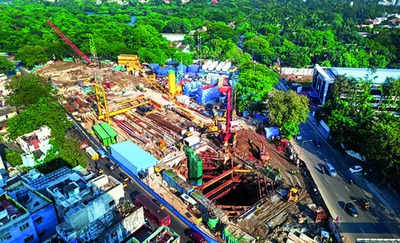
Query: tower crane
46 20 91 63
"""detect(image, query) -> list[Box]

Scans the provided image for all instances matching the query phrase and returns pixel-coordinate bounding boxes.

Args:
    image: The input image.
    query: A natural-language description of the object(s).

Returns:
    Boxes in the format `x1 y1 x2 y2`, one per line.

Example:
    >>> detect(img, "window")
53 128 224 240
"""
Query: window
34 216 43 224
0 233 11 241
108 200 115 207
24 235 34 243
111 231 117 238
19 222 30 231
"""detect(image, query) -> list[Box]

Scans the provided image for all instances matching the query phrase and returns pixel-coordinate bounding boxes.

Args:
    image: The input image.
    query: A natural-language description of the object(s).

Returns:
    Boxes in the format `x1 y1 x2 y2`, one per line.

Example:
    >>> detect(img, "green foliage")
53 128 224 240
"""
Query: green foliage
0 57 15 74
58 137 89 169
321 76 400 182
6 74 54 108
266 90 310 138
5 148 22 167
16 45 48 68
173 51 193 66
7 98 72 141
235 64 278 112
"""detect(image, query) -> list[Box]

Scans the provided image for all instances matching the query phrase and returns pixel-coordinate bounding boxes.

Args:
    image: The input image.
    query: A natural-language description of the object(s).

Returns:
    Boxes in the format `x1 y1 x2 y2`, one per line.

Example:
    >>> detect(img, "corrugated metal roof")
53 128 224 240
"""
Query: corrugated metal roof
110 141 157 171
330 67 400 84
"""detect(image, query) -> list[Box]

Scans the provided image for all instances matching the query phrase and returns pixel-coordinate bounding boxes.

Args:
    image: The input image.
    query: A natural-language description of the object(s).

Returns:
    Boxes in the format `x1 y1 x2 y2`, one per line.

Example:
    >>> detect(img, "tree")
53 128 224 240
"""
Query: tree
7 97 72 141
6 74 54 108
58 137 89 169
235 64 278 112
5 148 22 167
320 76 400 183
266 90 310 138
16 45 48 68
173 51 194 66
0 57 15 74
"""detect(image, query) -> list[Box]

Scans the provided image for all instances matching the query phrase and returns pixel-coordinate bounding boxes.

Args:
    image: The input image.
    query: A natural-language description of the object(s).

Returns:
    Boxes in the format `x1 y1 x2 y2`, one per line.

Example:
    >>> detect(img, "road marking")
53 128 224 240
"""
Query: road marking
345 186 350 191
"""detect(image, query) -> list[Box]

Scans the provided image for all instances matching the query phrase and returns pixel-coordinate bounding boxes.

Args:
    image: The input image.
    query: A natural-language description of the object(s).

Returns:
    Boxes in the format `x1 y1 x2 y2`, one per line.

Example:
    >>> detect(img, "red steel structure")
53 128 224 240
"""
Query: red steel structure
47 20 91 63
218 78 232 146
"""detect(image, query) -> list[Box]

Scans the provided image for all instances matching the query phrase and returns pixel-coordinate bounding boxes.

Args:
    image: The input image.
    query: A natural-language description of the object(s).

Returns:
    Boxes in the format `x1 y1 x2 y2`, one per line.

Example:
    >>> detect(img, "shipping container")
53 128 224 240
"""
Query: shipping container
100 122 118 144
93 124 112 146
134 194 171 226
86 146 99 160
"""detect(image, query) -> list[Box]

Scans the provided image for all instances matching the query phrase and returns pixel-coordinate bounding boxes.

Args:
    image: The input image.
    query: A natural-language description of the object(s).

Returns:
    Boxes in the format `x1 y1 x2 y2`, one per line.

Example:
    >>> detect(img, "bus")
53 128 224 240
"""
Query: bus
134 194 171 226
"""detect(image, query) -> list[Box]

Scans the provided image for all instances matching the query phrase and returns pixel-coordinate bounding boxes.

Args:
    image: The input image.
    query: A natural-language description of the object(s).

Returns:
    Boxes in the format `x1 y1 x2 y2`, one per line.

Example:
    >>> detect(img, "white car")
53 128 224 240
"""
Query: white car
349 165 363 174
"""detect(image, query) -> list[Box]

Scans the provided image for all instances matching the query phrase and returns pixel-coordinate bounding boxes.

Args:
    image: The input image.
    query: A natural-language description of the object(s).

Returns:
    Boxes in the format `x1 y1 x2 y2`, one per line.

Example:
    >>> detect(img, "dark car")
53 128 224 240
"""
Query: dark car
105 162 115 171
359 198 370 210
120 173 129 182
345 202 358 217
185 229 206 243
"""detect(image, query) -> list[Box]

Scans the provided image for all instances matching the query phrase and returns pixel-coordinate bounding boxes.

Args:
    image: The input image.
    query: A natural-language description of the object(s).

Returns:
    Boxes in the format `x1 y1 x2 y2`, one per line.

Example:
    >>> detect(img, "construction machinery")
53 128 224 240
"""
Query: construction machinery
288 187 299 202
218 77 233 147
117 54 141 73
47 20 91 64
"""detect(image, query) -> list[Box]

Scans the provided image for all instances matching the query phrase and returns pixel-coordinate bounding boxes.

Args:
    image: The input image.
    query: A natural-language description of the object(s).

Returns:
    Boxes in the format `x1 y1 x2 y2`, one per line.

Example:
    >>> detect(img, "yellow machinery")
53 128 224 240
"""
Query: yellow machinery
145 73 168 94
168 70 176 99
118 54 141 72
95 82 110 123
288 187 299 202
95 83 151 122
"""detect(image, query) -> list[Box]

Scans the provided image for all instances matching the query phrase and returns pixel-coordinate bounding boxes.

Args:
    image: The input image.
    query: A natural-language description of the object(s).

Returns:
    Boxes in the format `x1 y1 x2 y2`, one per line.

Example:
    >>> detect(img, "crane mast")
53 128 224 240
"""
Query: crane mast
47 20 91 63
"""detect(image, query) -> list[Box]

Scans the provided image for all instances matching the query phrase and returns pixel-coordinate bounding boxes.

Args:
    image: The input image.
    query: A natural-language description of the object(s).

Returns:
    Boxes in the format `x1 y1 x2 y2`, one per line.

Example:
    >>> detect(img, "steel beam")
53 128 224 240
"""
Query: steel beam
201 166 241 191
204 177 241 198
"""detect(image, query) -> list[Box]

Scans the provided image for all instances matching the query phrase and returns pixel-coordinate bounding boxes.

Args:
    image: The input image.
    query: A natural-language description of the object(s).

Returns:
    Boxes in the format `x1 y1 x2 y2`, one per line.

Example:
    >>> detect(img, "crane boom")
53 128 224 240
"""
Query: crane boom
47 20 91 63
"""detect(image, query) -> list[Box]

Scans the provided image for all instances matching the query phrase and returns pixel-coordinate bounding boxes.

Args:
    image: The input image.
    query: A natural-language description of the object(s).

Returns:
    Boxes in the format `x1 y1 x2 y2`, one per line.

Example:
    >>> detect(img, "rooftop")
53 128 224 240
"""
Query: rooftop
321 65 400 84
0 194 26 226
109 141 157 171
7 181 51 213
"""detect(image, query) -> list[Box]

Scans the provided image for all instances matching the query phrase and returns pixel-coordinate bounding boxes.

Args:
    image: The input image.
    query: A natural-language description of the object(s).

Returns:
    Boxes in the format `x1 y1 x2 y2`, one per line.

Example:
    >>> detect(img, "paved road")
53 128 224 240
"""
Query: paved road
69 126 192 242
277 81 400 242
295 120 400 242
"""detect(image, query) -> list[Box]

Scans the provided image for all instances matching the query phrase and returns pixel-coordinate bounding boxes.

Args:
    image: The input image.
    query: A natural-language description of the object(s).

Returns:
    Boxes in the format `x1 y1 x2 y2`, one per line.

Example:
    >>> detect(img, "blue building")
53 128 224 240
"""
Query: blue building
0 180 57 243
109 141 158 178
312 64 400 105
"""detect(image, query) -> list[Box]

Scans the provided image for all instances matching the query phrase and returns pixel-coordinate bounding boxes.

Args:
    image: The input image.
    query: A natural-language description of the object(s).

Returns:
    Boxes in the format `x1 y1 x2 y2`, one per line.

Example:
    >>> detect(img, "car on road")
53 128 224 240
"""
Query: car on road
326 163 337 176
359 198 370 210
349 165 363 174
185 229 206 243
105 162 115 171
120 172 129 182
344 202 359 217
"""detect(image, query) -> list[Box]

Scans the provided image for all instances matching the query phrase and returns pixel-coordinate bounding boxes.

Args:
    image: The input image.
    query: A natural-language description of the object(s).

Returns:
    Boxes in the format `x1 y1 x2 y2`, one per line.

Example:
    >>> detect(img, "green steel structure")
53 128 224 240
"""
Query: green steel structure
100 122 118 144
184 146 203 186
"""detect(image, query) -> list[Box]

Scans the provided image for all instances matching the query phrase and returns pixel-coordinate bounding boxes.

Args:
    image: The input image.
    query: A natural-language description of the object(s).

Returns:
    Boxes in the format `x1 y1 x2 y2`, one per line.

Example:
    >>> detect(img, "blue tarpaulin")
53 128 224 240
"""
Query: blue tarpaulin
265 126 280 139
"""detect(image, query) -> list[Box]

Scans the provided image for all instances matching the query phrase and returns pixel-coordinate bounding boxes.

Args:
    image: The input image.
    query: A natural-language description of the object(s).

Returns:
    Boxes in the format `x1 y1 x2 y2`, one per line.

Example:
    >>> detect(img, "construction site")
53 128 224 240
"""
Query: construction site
33 21 332 243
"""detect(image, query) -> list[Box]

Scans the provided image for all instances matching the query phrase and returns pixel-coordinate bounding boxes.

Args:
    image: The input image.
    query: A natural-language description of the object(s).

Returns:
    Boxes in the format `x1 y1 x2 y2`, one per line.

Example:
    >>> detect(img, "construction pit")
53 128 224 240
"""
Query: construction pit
35 60 330 242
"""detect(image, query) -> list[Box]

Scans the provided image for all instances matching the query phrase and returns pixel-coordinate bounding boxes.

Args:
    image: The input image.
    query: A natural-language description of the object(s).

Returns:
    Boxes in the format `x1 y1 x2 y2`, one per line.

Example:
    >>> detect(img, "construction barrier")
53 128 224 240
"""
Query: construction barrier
64 109 218 243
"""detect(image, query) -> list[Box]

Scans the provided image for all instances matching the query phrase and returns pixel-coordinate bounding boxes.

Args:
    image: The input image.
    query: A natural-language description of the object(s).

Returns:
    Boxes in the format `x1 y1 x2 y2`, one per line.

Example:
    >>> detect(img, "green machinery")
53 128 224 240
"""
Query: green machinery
184 146 203 186
92 122 118 146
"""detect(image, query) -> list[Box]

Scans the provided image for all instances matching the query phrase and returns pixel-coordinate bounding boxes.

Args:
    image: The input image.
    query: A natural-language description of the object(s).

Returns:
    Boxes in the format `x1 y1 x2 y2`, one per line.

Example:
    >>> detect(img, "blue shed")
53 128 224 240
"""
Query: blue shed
264 127 280 139
109 141 158 176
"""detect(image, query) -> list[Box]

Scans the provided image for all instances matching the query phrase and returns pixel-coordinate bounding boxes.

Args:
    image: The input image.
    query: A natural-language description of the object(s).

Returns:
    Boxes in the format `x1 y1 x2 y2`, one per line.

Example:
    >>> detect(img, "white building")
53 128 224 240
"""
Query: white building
16 126 52 167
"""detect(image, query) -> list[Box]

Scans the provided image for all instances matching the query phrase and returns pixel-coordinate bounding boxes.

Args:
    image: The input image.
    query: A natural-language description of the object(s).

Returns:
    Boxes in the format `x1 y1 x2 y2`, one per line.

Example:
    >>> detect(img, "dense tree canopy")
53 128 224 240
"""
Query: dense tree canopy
1 0 399 68
266 90 310 138
235 63 279 112
0 57 15 74
318 77 400 182
6 74 54 108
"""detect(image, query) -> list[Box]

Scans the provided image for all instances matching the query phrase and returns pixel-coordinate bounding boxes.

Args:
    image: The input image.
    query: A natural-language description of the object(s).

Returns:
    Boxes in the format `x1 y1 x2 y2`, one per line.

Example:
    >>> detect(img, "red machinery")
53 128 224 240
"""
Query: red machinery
218 78 232 146
47 20 91 63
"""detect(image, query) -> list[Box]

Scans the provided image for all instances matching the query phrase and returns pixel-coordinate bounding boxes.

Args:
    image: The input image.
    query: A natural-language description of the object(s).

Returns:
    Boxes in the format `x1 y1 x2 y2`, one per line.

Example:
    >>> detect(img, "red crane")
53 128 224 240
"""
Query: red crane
218 78 232 145
47 20 91 63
